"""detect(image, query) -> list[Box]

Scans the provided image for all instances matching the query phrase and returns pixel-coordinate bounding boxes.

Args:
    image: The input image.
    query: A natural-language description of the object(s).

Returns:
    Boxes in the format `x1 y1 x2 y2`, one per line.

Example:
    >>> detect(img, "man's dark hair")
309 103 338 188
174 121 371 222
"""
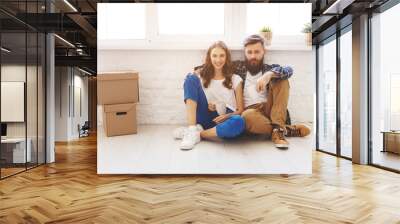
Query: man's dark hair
243 34 264 47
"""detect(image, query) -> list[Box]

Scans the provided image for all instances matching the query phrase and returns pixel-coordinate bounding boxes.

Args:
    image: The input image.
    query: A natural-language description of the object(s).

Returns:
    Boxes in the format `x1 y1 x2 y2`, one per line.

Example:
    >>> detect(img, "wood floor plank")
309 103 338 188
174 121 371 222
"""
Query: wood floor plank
1 134 400 223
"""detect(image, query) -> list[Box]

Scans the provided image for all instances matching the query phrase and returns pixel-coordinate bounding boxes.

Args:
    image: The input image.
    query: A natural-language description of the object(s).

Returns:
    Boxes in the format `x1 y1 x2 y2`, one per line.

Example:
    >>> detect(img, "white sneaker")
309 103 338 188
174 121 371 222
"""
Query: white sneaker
180 126 201 150
173 124 203 140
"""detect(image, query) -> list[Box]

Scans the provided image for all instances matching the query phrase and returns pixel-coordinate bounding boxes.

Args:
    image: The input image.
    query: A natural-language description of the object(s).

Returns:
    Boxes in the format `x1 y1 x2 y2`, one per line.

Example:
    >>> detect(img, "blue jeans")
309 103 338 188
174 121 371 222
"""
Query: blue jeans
183 73 245 138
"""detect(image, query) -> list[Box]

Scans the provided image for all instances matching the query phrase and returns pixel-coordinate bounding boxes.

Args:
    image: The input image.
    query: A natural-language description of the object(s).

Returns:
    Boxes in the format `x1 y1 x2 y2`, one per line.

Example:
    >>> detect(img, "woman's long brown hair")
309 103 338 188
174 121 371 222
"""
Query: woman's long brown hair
200 41 233 89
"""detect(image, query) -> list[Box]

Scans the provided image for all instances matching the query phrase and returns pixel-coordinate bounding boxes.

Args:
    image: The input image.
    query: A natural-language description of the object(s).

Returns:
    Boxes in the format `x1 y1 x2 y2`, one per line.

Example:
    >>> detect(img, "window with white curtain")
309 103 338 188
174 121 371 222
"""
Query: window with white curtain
157 3 225 35
390 74 400 130
246 3 311 36
340 29 352 158
318 37 337 155
371 2 400 171
98 3 146 40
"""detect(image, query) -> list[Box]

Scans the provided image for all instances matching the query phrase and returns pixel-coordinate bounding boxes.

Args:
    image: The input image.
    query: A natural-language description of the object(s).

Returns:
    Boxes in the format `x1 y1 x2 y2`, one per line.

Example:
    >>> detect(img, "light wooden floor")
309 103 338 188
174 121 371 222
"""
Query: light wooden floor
1 163 45 178
98 125 312 174
373 151 400 171
1 134 400 223
1 167 26 178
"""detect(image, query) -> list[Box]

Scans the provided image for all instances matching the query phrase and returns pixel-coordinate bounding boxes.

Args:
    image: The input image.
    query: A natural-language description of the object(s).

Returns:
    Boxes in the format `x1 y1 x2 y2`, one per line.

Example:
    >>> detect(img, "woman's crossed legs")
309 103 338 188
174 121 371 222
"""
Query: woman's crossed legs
179 74 245 149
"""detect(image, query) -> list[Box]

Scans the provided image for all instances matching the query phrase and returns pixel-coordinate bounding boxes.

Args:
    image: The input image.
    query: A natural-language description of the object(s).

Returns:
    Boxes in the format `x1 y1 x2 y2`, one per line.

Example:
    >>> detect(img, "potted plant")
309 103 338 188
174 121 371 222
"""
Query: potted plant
302 23 312 46
259 26 272 46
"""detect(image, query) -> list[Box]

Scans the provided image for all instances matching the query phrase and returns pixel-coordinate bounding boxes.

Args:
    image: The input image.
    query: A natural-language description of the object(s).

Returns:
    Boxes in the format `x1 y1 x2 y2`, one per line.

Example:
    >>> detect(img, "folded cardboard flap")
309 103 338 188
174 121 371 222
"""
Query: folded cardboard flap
97 72 138 81
97 71 139 105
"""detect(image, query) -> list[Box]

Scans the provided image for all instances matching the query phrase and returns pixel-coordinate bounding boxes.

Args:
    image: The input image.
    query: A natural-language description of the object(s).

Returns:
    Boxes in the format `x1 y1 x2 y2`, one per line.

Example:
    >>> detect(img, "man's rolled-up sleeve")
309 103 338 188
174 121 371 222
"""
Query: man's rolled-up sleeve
270 64 293 80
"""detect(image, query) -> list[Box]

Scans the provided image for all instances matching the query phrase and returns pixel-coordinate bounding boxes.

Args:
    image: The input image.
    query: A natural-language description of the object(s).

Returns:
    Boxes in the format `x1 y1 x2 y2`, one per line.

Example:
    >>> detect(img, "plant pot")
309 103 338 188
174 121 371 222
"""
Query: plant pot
305 32 312 46
260 31 272 46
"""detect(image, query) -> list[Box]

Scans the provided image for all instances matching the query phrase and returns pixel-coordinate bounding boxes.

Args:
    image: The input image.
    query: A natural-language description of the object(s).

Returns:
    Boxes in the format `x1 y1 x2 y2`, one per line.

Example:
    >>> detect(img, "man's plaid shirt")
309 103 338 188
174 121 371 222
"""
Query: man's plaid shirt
232 60 293 86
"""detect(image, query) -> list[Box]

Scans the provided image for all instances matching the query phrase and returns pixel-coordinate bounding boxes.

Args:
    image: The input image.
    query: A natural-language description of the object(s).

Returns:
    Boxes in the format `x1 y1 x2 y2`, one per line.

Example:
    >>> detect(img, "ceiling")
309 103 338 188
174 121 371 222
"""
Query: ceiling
310 0 390 43
0 0 392 74
1 0 99 74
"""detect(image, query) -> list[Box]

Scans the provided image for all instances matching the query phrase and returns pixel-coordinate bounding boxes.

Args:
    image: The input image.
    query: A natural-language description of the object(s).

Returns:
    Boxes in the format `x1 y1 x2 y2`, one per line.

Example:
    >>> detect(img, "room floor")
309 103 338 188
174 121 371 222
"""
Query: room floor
97 124 313 174
2 135 400 223
373 150 400 170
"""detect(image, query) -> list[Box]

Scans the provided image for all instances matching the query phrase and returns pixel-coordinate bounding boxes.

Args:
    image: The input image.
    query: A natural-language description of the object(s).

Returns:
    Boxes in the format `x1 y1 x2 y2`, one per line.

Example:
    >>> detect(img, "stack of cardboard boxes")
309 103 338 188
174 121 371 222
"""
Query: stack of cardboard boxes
98 71 139 137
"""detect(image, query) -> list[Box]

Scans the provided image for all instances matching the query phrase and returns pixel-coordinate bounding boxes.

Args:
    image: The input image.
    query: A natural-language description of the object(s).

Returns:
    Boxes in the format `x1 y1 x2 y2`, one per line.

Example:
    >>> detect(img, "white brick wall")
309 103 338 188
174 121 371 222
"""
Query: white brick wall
98 49 313 125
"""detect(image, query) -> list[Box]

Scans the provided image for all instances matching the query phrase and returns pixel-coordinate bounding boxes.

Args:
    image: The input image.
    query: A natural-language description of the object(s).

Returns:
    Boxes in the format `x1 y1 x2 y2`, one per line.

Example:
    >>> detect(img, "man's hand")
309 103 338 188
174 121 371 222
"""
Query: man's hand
213 114 231 124
208 103 216 111
256 71 273 92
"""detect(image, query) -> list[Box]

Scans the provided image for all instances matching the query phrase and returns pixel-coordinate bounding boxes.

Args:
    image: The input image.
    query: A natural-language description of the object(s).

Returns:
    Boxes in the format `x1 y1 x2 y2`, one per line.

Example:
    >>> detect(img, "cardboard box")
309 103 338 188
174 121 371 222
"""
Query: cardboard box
98 71 139 105
103 103 137 137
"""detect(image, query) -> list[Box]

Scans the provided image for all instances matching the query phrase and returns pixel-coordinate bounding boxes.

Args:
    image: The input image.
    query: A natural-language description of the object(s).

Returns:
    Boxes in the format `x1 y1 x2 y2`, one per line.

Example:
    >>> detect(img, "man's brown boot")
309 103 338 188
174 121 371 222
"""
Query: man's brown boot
271 128 289 149
285 124 311 137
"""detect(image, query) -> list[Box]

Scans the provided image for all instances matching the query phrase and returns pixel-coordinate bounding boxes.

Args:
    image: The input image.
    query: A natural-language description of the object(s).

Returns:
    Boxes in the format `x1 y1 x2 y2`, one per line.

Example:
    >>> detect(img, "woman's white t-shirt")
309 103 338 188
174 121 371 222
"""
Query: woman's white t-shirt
201 74 243 112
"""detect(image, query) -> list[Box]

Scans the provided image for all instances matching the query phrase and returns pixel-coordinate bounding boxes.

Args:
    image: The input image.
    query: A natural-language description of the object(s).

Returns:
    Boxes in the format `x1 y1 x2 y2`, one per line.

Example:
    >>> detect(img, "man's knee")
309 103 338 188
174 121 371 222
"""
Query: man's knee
242 109 256 128
241 109 272 134
270 79 289 91
242 108 257 120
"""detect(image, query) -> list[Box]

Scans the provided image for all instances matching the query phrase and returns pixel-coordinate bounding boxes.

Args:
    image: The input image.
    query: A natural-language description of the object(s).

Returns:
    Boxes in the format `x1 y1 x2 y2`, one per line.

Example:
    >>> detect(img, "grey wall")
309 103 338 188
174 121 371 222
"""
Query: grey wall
54 67 89 141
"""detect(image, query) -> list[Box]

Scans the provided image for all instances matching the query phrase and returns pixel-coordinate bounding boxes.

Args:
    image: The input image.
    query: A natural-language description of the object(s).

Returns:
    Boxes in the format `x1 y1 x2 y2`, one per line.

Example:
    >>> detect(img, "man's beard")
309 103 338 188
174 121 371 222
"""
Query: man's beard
245 57 264 75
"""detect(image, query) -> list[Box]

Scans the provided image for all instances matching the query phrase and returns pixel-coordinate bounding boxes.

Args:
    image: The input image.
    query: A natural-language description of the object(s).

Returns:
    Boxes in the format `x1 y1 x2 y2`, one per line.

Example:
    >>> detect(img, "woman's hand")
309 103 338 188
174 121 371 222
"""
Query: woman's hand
213 114 231 124
208 103 216 111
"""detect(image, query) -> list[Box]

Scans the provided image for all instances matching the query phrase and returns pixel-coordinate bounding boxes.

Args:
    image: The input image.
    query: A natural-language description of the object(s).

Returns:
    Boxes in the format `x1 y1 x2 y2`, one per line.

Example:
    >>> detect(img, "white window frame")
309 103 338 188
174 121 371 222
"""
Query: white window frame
243 3 311 46
98 3 311 51
152 4 230 41
97 3 147 41
390 73 400 130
